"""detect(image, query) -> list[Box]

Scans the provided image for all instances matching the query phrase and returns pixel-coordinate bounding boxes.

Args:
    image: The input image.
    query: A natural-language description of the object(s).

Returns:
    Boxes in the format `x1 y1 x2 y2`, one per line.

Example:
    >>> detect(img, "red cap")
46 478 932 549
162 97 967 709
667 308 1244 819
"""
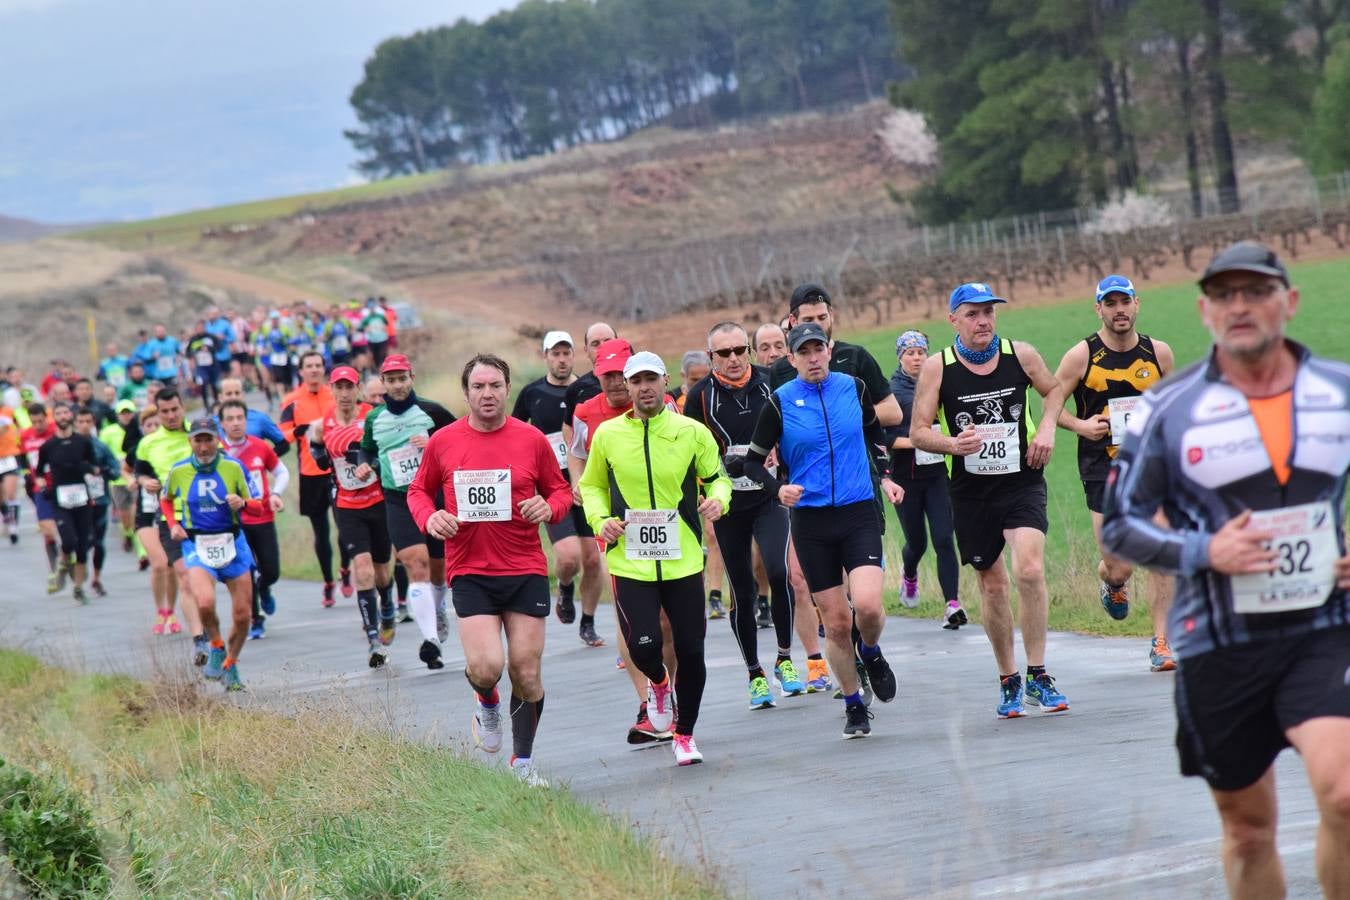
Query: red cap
329 365 360 385
379 354 412 374
592 339 633 376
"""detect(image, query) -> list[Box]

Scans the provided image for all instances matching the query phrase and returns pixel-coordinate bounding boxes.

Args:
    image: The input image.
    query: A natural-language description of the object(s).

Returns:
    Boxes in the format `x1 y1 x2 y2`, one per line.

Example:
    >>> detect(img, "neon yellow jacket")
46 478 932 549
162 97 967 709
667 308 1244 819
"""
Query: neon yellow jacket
580 408 732 582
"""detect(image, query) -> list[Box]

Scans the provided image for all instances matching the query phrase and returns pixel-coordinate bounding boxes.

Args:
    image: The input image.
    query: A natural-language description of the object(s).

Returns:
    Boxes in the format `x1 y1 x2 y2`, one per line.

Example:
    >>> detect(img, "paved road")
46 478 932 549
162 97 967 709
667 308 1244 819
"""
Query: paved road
0 514 1324 899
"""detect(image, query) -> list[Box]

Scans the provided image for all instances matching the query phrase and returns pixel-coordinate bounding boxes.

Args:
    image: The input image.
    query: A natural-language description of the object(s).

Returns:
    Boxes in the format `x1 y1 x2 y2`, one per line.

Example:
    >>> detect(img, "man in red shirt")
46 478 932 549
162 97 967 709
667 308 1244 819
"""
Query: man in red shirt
310 366 395 668
19 404 62 584
219 400 289 641
409 354 572 786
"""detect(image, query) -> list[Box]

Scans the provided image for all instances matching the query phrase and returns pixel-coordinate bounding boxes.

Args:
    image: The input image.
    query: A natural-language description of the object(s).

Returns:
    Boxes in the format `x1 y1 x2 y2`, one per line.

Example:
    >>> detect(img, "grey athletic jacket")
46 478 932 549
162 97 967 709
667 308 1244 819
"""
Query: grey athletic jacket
1102 341 1350 658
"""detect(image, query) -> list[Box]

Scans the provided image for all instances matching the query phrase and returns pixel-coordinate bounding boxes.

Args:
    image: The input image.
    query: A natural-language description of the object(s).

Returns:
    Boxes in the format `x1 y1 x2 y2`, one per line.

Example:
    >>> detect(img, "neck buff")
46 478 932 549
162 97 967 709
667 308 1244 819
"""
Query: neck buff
713 368 752 389
385 390 417 415
954 333 1000 365
190 450 220 474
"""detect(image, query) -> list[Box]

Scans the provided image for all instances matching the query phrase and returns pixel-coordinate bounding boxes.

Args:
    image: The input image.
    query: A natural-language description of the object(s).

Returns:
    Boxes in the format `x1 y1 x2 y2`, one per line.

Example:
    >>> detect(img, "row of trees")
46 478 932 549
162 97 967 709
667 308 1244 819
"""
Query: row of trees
346 0 902 177
892 0 1350 222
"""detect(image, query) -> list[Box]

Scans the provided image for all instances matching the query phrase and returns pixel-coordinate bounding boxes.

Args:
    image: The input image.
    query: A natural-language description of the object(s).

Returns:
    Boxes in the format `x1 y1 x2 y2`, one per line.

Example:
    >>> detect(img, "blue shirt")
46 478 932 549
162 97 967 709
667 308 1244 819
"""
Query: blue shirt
774 372 877 508
143 337 180 381
206 317 236 362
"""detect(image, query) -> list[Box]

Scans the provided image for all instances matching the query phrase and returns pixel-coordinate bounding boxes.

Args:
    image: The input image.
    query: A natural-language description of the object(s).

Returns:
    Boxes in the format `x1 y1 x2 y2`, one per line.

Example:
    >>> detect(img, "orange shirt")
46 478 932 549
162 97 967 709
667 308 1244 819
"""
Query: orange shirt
0 406 19 458
280 384 336 476
1248 390 1293 486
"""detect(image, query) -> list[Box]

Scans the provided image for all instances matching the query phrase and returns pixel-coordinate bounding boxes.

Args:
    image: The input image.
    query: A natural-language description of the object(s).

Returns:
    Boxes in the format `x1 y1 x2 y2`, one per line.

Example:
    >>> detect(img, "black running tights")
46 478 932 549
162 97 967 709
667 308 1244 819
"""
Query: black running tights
243 522 281 619
714 503 793 673
614 573 706 736
892 474 960 601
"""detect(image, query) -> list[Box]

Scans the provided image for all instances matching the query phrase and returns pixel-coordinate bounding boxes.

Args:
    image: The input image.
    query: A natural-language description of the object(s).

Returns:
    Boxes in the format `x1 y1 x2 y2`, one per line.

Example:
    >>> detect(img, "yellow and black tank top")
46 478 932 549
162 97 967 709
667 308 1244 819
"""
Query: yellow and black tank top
1073 333 1162 481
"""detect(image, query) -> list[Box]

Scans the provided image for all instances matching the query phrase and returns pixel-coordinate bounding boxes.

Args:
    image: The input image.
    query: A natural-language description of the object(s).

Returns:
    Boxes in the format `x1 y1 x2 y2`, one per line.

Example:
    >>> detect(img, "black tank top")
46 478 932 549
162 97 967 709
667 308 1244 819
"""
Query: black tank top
1073 333 1162 481
938 339 1043 499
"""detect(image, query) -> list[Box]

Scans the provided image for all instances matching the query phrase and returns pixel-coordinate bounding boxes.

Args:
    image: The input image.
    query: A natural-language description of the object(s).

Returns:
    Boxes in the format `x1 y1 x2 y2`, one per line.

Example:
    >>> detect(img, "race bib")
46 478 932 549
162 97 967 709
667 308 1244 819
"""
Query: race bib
454 469 512 521
725 444 771 492
966 423 1020 475
387 442 423 488
56 483 89 509
84 474 106 501
140 489 159 514
195 532 237 569
195 350 214 367
545 431 568 469
914 425 945 466
1231 501 1338 614
335 460 377 491
269 351 289 366
1108 396 1142 446
0 456 16 475
624 509 681 560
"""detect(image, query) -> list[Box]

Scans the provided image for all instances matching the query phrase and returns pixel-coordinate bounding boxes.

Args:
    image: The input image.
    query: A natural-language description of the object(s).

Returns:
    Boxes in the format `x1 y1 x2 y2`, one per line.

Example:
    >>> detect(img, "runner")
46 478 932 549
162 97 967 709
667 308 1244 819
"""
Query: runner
142 324 181 388
752 323 788 367
97 343 130 391
73 379 113 428
510 331 590 638
163 418 263 692
279 350 352 605
74 407 117 597
117 361 152 408
410 354 573 784
364 374 412 623
685 322 821 708
309 368 394 667
1103 241 1350 898
910 283 1071 718
750 321 796 631
216 378 288 456
219 400 288 641
887 330 964 628
742 323 902 738
562 322 616 426
0 401 21 544
35 404 98 603
358 353 456 669
100 401 139 556
186 320 221 410
19 405 61 584
580 351 733 765
1055 274 1177 671
359 300 391 367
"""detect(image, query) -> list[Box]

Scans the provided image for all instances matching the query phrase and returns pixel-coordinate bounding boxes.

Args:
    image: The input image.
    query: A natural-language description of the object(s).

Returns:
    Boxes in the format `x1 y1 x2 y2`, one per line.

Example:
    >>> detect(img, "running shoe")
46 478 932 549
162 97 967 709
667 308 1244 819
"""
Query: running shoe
152 609 169 635
755 596 772 629
1025 673 1070 713
90 580 106 599
748 675 775 710
997 674 1025 719
472 701 503 753
260 590 276 617
192 635 208 666
774 660 806 697
248 619 265 640
579 621 605 647
899 574 920 609
1100 581 1129 621
397 601 413 623
511 755 548 787
943 600 968 630
167 615 182 635
833 662 874 706
627 703 670 744
843 701 873 739
122 534 133 553
805 658 831 693
55 560 69 592
368 639 387 668
707 596 725 619
555 592 576 625
378 618 396 647
11 531 20 546
419 639 444 670
672 734 703 766
46 573 59 595
435 599 450 643
615 655 626 671
138 557 150 571
322 582 336 608
647 673 675 733
1150 636 1177 672
340 567 354 599
222 664 244 692
862 650 897 703
203 646 226 680
72 586 88 605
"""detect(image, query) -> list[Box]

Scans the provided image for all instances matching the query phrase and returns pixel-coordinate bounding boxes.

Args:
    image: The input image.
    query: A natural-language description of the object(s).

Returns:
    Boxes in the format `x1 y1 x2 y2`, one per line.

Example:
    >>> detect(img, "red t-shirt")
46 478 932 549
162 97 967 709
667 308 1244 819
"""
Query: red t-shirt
20 425 55 471
407 417 572 579
570 393 676 458
320 405 382 509
222 435 280 525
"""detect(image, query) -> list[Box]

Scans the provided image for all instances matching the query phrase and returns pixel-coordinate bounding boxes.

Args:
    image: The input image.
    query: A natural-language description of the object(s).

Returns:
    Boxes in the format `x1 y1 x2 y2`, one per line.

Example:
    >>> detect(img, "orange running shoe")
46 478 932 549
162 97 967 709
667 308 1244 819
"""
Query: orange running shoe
805 657 831 693
1150 636 1176 672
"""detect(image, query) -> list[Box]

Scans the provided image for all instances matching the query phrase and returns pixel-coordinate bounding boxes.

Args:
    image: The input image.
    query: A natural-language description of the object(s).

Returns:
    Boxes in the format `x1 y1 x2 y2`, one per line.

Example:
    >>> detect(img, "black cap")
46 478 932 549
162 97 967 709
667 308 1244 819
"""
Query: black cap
188 417 218 438
787 322 829 353
1199 241 1289 289
789 283 831 313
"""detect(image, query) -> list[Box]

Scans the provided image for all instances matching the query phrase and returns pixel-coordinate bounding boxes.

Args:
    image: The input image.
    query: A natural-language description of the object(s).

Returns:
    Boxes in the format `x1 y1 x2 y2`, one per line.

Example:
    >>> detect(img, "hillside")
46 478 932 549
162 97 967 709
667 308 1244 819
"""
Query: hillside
0 214 61 243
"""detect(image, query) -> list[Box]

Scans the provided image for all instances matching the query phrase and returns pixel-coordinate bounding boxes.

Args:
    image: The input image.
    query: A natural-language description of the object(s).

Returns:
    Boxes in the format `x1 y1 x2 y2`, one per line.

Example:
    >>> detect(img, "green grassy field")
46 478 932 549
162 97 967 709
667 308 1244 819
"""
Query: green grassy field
0 649 717 898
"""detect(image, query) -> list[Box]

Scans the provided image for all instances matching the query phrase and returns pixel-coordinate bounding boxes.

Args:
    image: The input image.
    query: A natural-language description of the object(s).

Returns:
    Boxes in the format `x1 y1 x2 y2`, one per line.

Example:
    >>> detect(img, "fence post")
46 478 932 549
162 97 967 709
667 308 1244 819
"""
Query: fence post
1057 227 1067 269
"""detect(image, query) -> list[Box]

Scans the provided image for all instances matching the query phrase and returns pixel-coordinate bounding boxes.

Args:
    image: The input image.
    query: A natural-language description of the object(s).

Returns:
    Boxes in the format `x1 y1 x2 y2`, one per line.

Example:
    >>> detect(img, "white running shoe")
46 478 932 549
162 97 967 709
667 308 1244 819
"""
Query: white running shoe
511 756 548 787
647 672 674 733
472 701 503 753
672 734 703 766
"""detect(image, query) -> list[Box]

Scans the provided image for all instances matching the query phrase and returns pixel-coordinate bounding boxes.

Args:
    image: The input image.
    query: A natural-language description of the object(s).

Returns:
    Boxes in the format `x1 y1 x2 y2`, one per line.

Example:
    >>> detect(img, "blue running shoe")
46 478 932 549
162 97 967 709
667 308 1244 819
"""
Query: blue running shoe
203 646 226 681
774 660 806 697
1100 581 1129 621
260 590 276 617
997 674 1024 718
248 619 265 640
222 664 244 692
748 675 775 710
1025 672 1070 713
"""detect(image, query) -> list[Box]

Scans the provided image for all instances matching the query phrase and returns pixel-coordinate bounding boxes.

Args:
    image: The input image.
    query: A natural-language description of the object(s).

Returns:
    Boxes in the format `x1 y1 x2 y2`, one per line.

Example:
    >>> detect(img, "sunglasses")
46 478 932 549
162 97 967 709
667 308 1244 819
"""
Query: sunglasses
710 345 749 359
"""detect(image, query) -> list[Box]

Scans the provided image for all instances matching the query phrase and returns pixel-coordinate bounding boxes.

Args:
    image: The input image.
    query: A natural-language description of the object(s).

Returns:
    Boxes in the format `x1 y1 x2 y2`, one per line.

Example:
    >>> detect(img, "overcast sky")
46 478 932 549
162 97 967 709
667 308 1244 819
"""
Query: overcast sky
0 0 514 223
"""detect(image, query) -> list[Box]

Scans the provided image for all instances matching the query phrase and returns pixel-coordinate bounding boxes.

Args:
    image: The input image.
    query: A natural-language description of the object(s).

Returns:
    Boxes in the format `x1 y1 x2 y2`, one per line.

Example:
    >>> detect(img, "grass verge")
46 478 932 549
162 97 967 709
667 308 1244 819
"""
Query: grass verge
0 648 719 898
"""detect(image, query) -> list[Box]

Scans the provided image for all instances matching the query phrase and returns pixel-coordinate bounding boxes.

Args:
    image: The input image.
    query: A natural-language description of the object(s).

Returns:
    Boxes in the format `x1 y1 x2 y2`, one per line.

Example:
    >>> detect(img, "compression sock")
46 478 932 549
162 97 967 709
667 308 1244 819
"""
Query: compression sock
509 693 545 760
559 579 575 604
476 686 500 706
432 581 447 612
376 582 394 620
357 588 379 638
44 538 58 572
407 582 439 643
394 562 408 602
580 612 595 628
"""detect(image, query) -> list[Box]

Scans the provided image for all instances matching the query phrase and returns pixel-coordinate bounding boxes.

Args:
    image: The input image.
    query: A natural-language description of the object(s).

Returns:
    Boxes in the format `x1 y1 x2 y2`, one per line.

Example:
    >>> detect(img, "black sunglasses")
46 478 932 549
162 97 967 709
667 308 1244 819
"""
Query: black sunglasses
710 345 749 359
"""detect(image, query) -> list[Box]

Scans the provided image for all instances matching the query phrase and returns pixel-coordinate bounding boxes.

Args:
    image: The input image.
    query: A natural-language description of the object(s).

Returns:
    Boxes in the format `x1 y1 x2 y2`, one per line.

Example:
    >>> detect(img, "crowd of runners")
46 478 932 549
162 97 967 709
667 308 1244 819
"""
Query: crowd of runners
1 242 1347 897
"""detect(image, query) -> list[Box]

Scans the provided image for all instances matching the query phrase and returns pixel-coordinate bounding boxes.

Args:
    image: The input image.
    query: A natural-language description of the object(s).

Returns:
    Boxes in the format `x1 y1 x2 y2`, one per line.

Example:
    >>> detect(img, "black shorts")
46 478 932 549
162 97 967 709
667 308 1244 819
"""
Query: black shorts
451 573 550 618
299 473 333 518
1083 480 1106 514
157 518 183 565
789 500 884 594
232 351 253 366
335 503 392 565
546 503 582 543
1175 627 1350 791
383 489 444 558
951 480 1048 570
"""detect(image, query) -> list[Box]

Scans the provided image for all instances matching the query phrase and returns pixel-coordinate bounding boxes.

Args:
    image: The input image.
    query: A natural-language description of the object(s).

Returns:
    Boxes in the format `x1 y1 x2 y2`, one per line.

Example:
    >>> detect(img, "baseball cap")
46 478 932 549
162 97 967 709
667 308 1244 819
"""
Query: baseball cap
948 282 1007 312
115 400 136 414
622 351 667 379
1095 274 1136 302
379 354 412 375
542 330 573 352
188 417 218 438
1199 241 1289 289
787 322 829 353
329 365 360 385
592 338 633 376
789 283 832 313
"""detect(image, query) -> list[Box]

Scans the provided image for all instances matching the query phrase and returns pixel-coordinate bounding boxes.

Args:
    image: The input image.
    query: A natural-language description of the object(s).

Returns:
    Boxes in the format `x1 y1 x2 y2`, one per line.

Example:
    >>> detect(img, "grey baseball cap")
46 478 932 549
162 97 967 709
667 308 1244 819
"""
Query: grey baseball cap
1199 241 1289 289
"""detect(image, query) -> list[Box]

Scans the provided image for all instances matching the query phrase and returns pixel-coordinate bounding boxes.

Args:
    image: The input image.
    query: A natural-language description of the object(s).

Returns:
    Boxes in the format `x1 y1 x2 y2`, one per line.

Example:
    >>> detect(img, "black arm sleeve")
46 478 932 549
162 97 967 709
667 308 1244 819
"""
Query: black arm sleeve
309 439 331 470
741 396 784 493
271 437 290 458
420 399 457 432
856 378 891 479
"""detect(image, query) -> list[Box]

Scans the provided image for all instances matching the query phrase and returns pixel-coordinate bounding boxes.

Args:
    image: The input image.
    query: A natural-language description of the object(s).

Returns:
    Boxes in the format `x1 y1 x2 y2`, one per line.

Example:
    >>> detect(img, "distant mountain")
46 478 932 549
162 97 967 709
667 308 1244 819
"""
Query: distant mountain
0 215 61 243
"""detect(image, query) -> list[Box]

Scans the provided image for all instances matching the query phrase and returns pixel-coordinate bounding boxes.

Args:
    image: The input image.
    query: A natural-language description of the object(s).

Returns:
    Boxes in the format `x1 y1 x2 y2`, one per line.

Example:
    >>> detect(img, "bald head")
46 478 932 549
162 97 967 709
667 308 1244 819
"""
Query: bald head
217 377 245 403
583 322 616 364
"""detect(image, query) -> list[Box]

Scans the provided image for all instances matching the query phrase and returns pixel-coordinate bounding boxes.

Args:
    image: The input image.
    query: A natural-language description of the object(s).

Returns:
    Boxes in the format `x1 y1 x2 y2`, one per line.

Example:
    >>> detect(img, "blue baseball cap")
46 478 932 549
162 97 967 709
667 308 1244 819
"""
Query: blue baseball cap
948 282 1007 312
1095 274 1136 302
